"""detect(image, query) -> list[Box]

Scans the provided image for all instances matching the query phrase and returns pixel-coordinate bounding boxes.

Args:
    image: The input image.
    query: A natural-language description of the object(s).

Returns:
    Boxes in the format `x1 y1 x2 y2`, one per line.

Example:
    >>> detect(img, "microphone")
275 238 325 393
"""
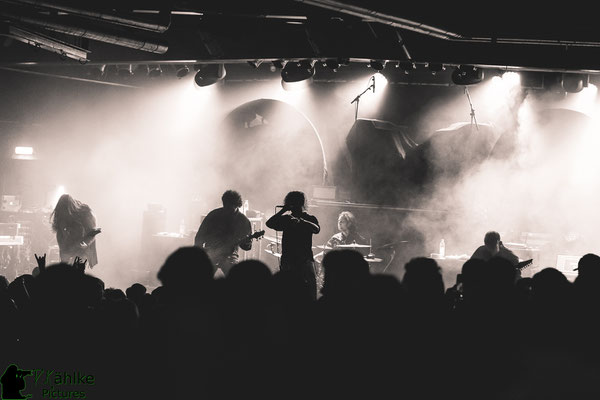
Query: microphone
275 205 285 208
371 75 376 93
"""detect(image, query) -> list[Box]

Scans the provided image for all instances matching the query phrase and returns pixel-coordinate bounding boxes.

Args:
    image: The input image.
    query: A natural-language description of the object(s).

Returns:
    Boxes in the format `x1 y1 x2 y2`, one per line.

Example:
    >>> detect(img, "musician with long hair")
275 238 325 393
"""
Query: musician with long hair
266 191 320 300
326 211 367 248
51 194 101 268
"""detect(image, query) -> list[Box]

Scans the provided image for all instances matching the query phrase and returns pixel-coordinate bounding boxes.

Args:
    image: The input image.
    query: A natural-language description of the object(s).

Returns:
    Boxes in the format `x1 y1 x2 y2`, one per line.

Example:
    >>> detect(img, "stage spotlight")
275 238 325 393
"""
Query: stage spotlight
543 73 565 92
194 64 226 88
427 62 445 75
116 64 133 78
369 60 386 71
324 58 347 72
148 65 162 78
562 73 589 93
247 60 263 68
451 65 484 85
176 65 190 79
325 58 341 72
398 61 416 74
272 60 287 69
281 60 315 91
86 64 106 79
372 72 388 91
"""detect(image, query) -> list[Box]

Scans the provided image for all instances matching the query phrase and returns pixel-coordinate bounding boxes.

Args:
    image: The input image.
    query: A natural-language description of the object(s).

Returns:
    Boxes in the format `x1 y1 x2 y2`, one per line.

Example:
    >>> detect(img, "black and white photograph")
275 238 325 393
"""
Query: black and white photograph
1 1 600 399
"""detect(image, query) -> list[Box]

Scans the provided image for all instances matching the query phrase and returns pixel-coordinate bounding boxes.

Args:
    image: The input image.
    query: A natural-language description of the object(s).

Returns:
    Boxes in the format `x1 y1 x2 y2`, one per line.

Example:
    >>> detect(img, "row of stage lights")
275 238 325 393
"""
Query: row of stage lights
86 59 593 94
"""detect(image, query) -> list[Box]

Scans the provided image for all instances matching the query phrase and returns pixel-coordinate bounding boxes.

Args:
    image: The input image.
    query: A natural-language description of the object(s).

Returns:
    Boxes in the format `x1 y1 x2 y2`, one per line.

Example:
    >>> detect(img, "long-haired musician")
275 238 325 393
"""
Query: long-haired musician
266 191 320 300
51 194 101 268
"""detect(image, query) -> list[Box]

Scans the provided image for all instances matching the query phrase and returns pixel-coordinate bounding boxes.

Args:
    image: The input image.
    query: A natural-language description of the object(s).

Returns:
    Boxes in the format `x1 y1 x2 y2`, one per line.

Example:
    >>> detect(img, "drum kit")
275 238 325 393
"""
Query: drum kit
315 243 383 264
263 234 406 270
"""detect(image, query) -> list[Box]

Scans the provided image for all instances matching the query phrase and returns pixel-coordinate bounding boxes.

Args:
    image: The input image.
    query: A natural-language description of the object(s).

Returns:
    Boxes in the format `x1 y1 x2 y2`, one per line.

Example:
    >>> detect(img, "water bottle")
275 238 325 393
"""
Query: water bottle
243 200 249 216
439 239 445 258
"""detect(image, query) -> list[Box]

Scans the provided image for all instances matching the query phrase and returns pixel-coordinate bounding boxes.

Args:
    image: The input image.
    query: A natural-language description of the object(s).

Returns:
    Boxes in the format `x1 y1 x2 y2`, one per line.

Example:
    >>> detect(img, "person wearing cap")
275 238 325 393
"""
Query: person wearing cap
573 253 600 278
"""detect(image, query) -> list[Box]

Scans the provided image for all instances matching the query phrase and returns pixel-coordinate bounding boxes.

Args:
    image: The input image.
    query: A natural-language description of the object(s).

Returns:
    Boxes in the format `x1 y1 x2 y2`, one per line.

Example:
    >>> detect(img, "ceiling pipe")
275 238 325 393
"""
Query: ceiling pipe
0 10 168 53
0 66 141 88
294 0 464 40
1 24 89 61
6 0 171 33
294 0 600 48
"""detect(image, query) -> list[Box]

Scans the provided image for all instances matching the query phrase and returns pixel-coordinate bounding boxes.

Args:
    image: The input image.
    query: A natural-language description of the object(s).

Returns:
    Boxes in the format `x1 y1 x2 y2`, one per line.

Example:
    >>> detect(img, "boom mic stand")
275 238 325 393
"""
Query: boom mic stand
350 76 375 121
464 87 479 131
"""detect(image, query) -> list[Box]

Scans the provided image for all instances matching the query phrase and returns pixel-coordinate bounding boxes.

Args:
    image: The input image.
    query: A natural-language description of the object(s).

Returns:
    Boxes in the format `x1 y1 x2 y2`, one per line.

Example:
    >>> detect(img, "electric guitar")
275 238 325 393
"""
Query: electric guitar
517 259 533 271
203 230 265 266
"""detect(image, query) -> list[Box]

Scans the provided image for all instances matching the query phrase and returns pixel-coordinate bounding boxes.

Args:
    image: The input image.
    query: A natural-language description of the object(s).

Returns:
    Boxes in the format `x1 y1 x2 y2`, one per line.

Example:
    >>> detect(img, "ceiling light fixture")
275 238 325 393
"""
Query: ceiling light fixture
324 58 347 72
176 65 190 79
281 60 315 91
116 64 133 78
451 65 484 85
247 60 263 68
194 64 226 88
368 60 386 71
272 60 288 69
148 65 162 78
426 62 445 75
562 73 589 93
398 61 416 74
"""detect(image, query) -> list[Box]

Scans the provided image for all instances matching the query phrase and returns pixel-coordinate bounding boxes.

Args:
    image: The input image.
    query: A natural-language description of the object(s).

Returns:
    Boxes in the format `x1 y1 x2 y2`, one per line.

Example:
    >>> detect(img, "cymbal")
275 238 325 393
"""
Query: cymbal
376 241 409 250
264 249 281 258
263 236 281 243
335 243 371 248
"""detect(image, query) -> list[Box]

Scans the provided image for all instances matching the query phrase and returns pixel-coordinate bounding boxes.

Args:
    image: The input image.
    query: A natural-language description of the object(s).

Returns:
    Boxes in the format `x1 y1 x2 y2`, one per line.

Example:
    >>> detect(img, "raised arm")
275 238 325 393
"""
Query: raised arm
266 206 290 231
297 215 320 234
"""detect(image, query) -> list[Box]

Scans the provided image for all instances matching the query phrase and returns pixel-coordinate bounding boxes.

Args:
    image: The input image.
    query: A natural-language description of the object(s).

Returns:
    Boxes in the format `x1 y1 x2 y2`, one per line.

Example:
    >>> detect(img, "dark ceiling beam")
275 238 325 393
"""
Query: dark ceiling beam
2 0 171 32
295 0 600 49
0 6 169 53
2 11 600 74
1 24 89 61
294 0 464 39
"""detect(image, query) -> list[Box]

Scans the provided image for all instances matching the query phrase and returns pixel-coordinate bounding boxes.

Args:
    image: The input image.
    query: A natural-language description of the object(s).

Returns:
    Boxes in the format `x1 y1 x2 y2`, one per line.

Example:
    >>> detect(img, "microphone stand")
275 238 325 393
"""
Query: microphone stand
350 76 375 121
464 87 479 131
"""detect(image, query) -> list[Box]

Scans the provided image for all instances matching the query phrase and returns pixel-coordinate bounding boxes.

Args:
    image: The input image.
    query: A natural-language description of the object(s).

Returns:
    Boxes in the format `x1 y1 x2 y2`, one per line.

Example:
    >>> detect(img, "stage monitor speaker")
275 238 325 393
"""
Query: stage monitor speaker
345 118 417 203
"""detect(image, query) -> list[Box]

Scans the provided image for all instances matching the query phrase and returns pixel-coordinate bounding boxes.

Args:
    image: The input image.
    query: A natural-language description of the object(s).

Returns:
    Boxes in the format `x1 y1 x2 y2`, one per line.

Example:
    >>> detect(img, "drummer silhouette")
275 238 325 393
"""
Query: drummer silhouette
326 211 367 249
314 211 376 282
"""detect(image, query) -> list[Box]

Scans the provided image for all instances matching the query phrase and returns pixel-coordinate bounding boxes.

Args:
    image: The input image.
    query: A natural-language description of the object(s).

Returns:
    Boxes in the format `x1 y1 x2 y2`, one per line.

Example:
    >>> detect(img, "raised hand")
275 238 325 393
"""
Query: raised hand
34 253 47 272
73 256 87 273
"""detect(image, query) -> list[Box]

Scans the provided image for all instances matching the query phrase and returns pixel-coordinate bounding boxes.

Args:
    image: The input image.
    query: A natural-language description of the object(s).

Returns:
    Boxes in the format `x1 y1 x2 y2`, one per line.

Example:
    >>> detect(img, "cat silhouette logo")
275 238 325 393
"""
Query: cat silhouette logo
1 364 32 400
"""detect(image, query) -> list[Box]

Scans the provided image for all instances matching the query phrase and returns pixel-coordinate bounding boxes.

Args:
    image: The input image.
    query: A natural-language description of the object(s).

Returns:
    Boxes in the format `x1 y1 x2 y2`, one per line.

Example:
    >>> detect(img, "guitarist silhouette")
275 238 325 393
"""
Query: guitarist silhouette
194 190 258 276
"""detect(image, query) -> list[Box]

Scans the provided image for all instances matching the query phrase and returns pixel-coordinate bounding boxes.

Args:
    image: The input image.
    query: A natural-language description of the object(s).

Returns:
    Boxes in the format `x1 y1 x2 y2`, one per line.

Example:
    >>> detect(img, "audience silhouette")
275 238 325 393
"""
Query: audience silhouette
1 242 600 399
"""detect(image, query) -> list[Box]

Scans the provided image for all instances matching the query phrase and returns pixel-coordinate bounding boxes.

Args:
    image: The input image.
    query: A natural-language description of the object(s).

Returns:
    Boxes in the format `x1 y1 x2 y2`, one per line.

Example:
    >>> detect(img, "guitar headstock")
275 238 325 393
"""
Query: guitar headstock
250 230 265 240
517 259 533 271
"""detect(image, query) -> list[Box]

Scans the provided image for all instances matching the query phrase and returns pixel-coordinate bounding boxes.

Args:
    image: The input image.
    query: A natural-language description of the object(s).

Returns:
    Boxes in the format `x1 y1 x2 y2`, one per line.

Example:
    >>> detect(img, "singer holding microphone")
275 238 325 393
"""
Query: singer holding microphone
266 191 320 300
